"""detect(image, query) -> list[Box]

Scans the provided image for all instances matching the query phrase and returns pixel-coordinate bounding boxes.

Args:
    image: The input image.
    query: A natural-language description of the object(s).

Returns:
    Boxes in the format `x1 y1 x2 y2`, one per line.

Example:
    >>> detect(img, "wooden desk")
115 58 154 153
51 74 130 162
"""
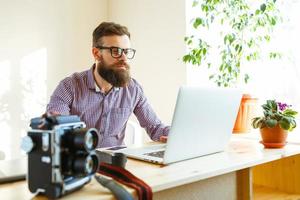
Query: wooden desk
235 131 300 199
1 136 300 200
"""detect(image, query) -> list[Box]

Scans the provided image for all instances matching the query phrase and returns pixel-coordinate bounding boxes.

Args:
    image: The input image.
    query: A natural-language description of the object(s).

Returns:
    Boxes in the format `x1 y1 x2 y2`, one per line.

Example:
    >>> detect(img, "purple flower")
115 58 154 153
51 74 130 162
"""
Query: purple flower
277 102 290 111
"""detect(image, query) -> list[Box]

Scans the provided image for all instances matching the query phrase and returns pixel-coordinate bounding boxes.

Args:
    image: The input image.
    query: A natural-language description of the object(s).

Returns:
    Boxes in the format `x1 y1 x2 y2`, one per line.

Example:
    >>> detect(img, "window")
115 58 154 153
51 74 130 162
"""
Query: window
0 49 47 159
185 0 300 112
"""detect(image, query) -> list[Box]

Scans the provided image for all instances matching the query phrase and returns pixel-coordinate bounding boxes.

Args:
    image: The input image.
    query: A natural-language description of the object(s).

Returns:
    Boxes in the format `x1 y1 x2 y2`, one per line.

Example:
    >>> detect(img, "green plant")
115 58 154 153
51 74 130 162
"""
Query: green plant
252 100 298 131
183 0 282 87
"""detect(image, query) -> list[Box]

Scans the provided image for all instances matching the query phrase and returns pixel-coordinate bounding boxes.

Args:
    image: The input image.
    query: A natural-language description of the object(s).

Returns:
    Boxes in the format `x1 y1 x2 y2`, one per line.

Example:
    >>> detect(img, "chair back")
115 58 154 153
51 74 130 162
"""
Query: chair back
124 120 143 146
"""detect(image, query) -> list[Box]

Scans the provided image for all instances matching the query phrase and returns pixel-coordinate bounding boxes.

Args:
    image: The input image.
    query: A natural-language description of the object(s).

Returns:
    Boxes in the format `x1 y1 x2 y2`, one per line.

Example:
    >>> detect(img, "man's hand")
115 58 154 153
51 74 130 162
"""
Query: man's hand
41 111 61 118
159 136 168 143
38 111 61 129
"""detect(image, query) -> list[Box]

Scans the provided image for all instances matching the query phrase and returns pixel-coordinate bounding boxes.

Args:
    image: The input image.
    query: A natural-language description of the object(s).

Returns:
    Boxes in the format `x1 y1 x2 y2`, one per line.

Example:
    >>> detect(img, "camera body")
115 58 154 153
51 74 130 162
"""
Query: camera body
22 115 99 199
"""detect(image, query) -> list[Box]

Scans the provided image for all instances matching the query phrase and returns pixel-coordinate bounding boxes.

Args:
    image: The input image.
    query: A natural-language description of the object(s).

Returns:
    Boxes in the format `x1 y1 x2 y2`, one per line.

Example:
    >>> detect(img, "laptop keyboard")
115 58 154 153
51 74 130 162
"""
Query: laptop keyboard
144 150 165 158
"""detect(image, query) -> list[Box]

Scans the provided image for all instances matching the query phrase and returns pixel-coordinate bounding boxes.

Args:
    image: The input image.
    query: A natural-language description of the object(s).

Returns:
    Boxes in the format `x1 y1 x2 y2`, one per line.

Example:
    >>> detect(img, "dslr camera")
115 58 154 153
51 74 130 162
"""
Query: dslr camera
22 115 99 199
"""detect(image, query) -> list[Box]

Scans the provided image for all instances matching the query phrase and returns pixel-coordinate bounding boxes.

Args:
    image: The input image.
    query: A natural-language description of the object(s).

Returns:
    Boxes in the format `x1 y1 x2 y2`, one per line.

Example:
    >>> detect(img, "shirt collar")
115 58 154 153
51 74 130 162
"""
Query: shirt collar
87 64 96 90
94 82 101 92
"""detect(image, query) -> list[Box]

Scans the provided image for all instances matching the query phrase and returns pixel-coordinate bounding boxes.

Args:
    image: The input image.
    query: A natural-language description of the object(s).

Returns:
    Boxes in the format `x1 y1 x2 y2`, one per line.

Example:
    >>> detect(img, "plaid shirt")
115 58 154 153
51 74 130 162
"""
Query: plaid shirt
47 66 170 147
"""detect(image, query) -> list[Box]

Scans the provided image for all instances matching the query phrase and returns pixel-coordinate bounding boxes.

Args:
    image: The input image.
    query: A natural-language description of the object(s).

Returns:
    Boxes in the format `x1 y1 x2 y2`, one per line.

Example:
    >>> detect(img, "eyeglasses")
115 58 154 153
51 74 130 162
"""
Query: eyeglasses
96 46 136 59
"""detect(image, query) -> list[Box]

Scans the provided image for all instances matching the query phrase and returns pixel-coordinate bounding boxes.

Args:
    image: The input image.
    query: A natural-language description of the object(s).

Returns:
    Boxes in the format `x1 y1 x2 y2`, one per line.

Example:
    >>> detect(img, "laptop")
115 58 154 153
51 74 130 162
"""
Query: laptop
0 157 27 184
100 86 242 165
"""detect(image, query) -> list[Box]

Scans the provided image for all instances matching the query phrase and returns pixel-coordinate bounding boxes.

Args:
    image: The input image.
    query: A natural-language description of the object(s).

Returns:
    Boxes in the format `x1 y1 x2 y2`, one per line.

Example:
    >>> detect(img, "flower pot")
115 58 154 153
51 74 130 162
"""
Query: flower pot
260 124 288 148
233 94 258 133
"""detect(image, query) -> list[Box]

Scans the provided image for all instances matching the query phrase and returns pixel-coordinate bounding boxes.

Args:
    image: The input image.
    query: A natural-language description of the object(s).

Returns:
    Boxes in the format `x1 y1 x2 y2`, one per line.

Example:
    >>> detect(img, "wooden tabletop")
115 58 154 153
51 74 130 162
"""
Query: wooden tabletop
2 135 300 199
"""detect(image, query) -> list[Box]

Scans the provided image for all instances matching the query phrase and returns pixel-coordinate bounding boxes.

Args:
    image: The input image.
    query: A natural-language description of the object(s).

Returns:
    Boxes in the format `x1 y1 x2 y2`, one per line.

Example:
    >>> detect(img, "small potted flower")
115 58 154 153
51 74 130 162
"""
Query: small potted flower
252 100 298 148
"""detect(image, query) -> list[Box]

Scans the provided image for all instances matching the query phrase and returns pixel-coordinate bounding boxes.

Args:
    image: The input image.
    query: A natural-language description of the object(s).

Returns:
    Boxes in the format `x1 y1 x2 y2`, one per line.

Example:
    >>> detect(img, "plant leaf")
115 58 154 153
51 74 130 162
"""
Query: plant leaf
252 117 263 129
279 118 290 130
265 119 277 128
283 109 298 117
260 4 266 12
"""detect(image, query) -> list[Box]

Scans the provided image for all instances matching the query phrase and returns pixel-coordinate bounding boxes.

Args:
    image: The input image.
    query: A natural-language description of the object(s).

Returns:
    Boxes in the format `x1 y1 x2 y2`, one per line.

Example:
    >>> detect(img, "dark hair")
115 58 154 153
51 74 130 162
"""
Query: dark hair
92 22 131 47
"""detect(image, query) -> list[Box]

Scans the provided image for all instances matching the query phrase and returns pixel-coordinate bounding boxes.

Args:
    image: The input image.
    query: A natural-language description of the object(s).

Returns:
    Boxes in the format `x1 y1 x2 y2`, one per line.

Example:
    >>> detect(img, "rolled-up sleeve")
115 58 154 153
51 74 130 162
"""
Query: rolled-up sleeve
133 83 170 141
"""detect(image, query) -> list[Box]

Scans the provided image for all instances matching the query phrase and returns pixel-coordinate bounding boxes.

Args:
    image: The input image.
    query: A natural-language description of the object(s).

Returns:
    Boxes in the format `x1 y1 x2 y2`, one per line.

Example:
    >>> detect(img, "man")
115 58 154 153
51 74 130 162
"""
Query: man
47 22 170 147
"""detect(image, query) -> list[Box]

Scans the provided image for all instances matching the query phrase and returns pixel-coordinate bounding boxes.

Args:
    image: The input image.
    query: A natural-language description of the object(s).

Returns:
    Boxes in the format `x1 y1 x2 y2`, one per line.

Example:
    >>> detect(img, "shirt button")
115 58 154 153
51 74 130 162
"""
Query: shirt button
116 133 123 139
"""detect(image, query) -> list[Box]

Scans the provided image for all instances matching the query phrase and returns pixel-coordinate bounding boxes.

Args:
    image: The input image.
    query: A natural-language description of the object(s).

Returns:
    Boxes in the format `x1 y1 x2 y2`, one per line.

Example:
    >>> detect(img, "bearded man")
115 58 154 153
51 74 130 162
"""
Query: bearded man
46 22 170 147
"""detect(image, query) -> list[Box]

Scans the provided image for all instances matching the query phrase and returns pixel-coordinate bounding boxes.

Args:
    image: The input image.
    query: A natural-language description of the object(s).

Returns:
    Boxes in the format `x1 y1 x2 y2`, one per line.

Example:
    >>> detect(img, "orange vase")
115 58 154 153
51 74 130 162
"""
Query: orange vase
233 94 258 133
260 124 288 148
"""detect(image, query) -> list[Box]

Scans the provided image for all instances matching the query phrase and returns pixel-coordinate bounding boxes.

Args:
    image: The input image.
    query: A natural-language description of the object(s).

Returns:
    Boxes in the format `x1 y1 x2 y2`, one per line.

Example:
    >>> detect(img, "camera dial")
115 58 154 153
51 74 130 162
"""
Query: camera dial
21 136 34 153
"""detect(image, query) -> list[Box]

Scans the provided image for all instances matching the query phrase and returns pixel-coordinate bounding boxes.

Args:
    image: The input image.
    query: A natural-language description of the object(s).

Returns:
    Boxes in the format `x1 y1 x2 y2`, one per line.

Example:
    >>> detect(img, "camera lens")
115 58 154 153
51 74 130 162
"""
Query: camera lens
71 128 99 151
85 155 94 174
73 153 99 175
85 131 95 150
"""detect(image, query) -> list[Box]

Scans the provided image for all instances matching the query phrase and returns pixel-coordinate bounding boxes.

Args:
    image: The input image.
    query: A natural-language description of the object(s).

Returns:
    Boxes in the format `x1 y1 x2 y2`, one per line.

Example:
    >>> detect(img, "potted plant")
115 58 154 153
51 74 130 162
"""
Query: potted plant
252 100 298 148
183 0 283 133
183 0 282 87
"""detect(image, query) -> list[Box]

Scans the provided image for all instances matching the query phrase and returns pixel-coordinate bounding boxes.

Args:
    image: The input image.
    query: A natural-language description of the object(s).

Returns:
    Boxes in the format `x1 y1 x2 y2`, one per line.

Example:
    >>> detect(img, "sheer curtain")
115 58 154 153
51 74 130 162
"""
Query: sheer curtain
186 0 300 112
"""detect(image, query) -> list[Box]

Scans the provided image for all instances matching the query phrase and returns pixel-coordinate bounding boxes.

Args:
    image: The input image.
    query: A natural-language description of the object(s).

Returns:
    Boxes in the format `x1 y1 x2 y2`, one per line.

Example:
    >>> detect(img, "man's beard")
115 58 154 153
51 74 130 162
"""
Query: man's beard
97 59 131 87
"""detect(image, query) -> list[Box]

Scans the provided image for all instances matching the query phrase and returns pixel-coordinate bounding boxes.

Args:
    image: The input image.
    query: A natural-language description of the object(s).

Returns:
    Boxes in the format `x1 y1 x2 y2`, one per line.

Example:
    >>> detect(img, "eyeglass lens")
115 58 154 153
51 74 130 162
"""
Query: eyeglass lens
111 47 135 59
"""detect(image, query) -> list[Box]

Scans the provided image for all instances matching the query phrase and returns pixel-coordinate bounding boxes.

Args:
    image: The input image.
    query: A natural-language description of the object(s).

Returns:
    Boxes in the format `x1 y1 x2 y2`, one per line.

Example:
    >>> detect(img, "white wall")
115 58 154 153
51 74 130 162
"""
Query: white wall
108 0 186 124
0 0 186 158
0 0 108 159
